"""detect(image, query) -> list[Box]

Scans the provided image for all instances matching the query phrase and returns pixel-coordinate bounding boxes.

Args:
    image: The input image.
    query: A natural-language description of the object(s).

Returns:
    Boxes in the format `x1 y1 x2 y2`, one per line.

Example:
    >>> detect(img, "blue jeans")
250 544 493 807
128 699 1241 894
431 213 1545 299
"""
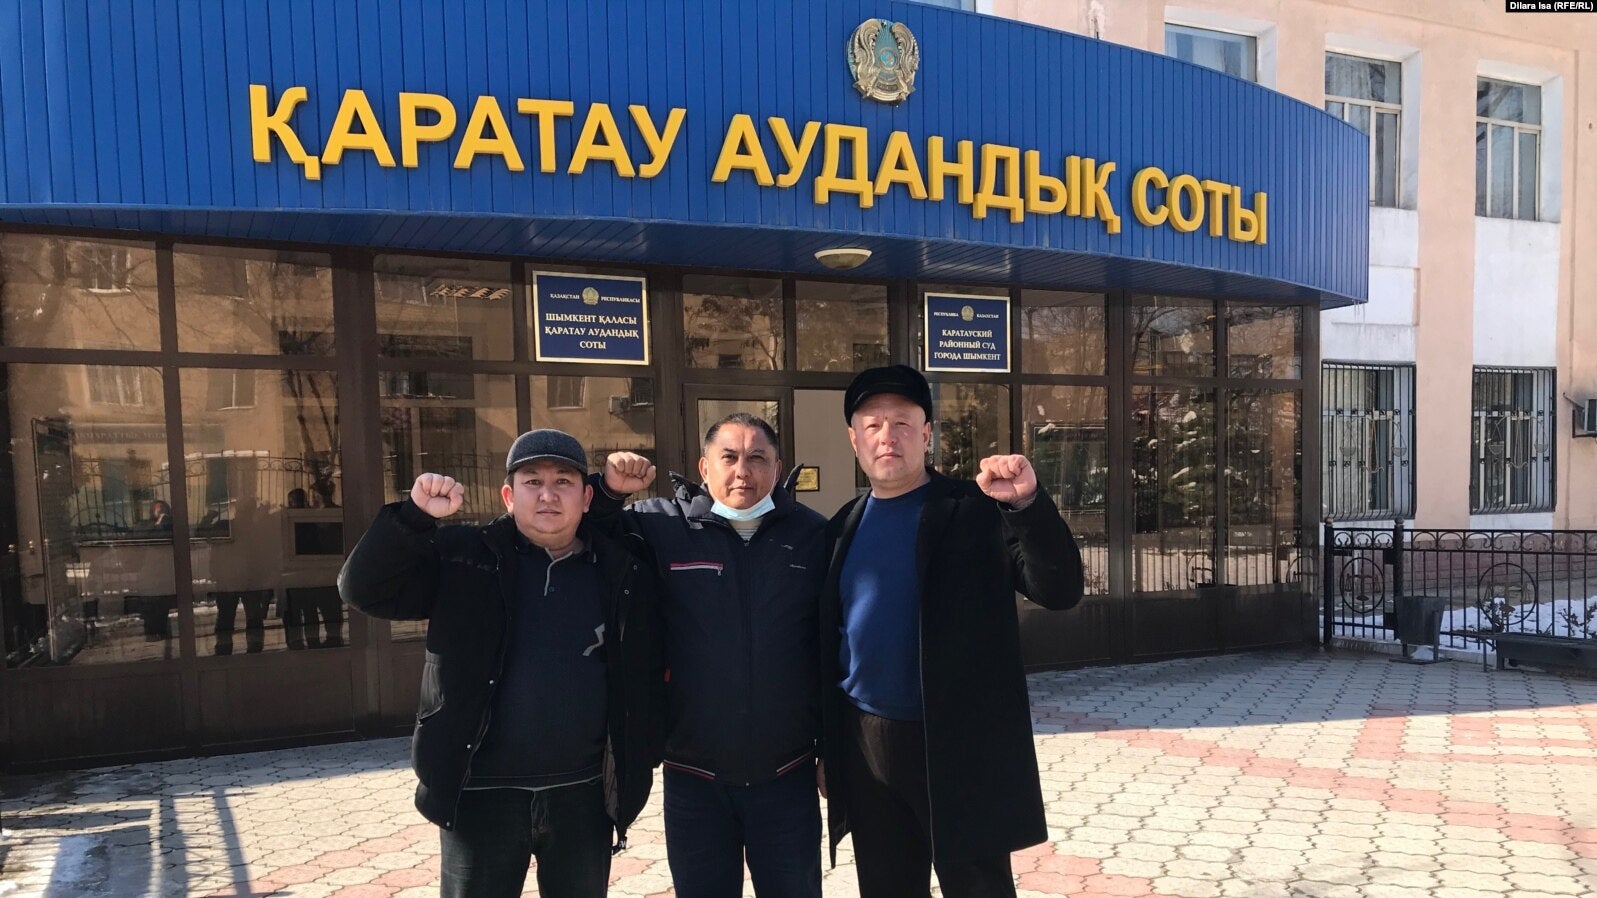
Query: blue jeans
439 781 612 898
663 764 822 898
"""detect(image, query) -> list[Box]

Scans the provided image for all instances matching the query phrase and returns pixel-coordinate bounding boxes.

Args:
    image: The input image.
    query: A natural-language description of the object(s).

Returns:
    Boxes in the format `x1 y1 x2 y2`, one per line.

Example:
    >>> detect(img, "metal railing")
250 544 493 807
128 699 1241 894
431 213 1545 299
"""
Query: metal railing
1322 520 1597 649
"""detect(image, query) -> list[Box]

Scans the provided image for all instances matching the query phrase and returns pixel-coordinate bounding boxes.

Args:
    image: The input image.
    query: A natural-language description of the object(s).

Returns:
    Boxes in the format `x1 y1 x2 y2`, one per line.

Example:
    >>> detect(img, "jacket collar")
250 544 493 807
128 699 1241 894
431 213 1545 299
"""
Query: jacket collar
481 513 608 560
829 468 959 590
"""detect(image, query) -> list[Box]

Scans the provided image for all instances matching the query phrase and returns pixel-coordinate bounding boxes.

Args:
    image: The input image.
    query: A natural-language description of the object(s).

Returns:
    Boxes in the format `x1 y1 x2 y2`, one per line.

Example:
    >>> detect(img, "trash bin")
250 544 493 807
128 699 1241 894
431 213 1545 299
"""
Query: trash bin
1390 594 1448 663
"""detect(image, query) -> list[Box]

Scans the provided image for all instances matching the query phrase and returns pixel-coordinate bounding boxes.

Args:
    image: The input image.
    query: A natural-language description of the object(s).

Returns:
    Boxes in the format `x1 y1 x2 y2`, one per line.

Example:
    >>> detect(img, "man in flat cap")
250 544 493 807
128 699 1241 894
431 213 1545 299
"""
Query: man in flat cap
819 364 1085 898
339 429 664 898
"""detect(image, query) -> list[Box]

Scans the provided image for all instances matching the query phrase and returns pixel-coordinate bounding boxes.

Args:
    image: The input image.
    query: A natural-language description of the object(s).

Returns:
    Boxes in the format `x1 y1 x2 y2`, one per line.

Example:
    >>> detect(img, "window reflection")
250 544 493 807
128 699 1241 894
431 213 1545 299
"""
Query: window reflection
1228 305 1302 379
2 364 178 667
684 276 784 370
931 383 1007 480
1 235 160 351
383 373 518 642
1132 297 1215 377
1022 385 1108 594
375 256 514 361
795 281 889 372
1133 386 1217 591
1225 390 1304 590
174 246 334 355
182 369 343 655
1020 291 1104 376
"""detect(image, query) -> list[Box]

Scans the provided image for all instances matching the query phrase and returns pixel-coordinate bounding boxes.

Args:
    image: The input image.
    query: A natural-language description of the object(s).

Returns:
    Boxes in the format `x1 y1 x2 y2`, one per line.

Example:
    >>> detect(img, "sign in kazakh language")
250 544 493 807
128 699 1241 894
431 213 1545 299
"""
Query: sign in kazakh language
924 293 1009 373
532 273 650 365
250 87 1270 245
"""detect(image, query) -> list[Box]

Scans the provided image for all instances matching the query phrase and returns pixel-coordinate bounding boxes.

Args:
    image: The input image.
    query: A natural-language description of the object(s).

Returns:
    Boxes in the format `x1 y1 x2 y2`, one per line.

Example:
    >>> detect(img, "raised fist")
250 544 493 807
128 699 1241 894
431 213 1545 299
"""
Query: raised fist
975 454 1038 508
410 473 465 519
604 451 657 495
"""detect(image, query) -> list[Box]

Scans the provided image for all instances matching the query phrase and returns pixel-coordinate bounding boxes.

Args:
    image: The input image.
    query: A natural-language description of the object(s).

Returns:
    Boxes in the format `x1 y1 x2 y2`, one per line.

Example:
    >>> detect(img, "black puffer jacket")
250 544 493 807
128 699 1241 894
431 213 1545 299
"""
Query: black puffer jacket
820 471 1084 864
588 475 826 786
338 500 665 841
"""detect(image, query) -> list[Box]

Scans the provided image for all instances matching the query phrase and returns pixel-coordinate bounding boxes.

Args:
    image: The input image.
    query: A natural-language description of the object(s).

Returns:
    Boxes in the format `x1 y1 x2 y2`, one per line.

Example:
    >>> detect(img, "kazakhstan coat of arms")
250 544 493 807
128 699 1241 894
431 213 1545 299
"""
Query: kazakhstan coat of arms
847 19 920 104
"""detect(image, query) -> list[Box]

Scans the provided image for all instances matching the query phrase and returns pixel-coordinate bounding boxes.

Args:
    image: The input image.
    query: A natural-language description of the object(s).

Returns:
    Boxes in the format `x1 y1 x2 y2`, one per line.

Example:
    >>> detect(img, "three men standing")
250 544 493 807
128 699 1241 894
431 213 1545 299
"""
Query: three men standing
339 363 1082 898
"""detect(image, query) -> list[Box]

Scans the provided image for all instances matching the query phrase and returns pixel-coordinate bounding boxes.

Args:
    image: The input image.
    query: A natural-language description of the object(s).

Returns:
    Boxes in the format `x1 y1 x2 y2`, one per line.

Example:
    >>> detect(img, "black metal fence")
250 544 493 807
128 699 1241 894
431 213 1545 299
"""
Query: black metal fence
1323 520 1597 649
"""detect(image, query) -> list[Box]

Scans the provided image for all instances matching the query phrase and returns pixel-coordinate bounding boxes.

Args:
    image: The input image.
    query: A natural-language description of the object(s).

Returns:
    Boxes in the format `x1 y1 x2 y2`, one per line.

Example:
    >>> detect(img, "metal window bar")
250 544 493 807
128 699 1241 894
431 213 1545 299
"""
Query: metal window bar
1322 363 1415 521
1470 367 1554 514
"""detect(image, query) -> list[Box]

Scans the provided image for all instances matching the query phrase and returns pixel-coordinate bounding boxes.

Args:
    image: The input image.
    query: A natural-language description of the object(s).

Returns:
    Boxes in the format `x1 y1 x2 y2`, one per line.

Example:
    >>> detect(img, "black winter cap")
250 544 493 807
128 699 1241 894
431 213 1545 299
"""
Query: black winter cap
843 364 933 423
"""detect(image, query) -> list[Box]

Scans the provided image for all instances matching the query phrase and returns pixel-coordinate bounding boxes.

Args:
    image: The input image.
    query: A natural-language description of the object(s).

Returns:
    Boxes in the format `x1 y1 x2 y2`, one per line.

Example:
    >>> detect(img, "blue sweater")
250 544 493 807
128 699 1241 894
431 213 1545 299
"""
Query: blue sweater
837 483 929 721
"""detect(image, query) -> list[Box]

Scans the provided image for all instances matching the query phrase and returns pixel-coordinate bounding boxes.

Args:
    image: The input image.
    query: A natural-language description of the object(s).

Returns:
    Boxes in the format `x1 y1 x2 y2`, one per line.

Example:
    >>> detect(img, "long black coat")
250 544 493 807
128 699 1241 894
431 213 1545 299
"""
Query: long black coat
338 501 665 841
819 470 1084 863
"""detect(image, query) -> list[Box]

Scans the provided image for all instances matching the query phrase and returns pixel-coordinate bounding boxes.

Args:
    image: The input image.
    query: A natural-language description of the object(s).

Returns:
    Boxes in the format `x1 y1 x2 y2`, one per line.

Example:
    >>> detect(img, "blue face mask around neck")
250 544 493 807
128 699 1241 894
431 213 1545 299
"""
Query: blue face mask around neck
711 492 776 522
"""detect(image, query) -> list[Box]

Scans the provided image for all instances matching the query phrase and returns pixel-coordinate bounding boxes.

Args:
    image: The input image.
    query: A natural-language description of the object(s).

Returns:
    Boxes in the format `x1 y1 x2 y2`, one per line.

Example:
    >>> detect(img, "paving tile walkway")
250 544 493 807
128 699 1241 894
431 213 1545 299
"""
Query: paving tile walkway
2 649 1594 897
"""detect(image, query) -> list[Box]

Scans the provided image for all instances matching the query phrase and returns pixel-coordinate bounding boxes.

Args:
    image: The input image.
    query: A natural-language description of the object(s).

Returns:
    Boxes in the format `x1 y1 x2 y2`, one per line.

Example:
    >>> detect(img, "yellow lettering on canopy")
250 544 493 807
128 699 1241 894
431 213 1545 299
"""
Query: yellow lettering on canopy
321 89 396 168
711 114 775 186
453 96 525 171
398 92 457 168
249 84 321 180
768 118 822 188
973 144 1023 223
516 98 576 173
568 103 635 177
814 124 874 208
874 131 928 200
629 105 687 178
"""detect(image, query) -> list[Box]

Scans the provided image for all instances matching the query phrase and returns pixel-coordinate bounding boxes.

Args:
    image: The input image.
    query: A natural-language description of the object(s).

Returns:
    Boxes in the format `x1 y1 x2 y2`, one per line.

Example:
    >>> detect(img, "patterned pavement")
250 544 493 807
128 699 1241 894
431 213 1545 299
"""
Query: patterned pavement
1 649 1594 897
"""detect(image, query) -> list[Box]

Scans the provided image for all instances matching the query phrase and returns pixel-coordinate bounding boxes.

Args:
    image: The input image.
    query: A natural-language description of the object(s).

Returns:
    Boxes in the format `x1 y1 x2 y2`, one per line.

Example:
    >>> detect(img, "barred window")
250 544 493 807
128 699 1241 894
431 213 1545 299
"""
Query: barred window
1475 78 1541 221
1471 367 1554 513
1322 363 1415 520
1325 53 1402 208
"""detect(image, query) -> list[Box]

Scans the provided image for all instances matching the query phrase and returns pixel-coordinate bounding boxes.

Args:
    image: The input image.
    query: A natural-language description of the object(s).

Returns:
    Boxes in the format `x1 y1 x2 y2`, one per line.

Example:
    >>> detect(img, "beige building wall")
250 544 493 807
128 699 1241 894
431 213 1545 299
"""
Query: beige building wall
991 0 1597 530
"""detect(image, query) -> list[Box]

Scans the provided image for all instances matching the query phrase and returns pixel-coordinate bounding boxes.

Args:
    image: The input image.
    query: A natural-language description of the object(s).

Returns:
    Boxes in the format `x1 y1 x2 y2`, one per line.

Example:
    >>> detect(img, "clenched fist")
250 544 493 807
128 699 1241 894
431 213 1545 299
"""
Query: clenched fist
604 451 657 495
975 454 1038 509
410 473 465 519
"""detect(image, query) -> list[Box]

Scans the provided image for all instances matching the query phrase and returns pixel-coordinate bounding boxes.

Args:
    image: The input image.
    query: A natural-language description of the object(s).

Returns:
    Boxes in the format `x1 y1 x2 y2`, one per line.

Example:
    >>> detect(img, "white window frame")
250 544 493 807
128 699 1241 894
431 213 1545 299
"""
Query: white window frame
1476 77 1543 221
85 365 146 407
1324 53 1403 209
1164 7 1276 88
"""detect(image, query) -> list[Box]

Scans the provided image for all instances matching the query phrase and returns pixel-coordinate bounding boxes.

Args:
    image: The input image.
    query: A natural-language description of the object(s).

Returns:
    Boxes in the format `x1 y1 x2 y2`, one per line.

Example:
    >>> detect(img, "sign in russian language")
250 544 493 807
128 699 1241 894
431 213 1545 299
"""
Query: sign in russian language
532 273 650 365
924 293 1009 373
249 89 1269 245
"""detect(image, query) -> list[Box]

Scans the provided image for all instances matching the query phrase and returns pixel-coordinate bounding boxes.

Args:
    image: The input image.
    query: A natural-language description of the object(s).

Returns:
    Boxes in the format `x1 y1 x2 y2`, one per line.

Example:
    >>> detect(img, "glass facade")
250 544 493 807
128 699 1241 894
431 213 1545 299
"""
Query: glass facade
0 228 1318 762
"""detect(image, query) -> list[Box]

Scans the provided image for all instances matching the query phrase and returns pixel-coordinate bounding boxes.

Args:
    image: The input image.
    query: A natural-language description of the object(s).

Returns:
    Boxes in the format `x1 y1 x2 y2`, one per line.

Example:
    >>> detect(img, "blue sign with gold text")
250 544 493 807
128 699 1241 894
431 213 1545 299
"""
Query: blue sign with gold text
924 293 1009 373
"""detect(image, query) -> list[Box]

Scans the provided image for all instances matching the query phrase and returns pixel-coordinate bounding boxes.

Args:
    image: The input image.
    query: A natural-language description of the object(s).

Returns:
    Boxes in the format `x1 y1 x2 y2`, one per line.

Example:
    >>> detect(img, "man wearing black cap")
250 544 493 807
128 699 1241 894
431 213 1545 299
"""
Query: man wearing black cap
819 364 1085 898
338 429 664 898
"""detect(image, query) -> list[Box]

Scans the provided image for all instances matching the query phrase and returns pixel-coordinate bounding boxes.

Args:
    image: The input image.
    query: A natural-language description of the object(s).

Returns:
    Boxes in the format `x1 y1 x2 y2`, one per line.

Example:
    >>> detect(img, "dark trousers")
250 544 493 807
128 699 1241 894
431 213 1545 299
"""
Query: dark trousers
439 781 612 898
663 763 822 898
841 702 1016 898
211 590 273 654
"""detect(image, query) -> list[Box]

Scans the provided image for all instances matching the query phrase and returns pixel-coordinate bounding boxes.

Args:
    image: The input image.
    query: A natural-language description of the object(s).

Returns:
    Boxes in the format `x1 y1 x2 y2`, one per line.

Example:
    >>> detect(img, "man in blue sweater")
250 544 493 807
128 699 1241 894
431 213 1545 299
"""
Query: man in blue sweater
820 365 1084 898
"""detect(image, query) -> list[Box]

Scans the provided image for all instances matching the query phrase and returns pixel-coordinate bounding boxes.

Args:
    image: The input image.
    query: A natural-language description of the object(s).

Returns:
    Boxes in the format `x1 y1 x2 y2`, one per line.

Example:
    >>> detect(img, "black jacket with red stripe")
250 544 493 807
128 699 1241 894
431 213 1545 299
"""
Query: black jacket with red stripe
588 474 826 786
